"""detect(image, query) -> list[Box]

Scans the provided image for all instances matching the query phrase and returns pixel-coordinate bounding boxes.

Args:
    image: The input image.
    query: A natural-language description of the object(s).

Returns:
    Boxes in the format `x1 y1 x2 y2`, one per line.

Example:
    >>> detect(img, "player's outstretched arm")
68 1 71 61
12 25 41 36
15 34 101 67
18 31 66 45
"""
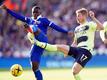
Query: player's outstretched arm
43 18 70 34
49 23 69 34
0 5 32 24
89 11 104 30
50 23 74 36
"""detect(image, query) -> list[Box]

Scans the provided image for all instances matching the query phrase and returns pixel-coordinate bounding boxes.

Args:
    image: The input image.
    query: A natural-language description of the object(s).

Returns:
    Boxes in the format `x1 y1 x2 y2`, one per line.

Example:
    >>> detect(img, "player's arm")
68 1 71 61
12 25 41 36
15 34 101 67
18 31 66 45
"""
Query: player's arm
0 5 33 24
43 18 69 34
100 22 107 44
49 23 68 34
100 30 107 44
89 11 104 30
71 35 77 47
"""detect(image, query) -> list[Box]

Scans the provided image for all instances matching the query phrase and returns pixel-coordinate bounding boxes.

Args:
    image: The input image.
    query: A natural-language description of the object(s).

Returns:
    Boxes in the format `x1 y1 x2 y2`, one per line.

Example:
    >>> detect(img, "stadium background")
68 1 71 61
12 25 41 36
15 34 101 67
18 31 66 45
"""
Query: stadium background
0 0 107 80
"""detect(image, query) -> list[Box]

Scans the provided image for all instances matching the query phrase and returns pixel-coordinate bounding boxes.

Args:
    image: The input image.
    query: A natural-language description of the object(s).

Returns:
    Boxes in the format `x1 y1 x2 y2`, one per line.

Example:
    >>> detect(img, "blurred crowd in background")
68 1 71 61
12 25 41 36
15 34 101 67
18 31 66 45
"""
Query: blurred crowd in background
0 0 107 58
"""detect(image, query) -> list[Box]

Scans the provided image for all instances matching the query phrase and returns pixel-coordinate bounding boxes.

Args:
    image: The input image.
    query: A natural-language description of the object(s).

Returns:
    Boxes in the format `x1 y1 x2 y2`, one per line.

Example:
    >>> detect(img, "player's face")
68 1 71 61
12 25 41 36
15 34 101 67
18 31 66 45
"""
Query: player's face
76 13 86 24
32 7 41 19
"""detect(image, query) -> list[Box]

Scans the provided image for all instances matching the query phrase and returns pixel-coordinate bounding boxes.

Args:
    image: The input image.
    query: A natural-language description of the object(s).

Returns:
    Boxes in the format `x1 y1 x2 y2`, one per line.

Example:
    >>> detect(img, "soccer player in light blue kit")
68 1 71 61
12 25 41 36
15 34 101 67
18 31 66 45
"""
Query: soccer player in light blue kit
0 4 69 80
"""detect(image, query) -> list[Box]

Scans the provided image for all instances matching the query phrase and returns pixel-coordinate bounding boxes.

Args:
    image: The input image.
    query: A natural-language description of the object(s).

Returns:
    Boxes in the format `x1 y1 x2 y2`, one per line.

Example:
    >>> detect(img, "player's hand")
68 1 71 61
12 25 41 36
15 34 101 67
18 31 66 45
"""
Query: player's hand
68 31 74 38
68 31 73 35
27 32 35 44
0 4 7 9
89 11 95 18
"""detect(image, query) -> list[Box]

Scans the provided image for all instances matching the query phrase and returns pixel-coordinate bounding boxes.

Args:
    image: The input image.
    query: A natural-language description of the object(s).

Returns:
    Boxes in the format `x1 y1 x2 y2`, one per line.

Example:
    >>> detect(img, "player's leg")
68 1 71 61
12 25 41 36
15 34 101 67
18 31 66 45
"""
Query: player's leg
67 47 82 80
30 45 44 80
35 40 70 56
31 62 43 80
68 47 92 80
27 32 70 55
57 45 70 56
72 62 83 80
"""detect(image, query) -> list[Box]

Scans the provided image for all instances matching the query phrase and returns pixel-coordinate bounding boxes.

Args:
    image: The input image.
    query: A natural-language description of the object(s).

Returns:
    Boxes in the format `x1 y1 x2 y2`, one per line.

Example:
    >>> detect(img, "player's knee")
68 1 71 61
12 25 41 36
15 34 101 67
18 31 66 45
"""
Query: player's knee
72 67 79 75
32 64 39 71
32 62 39 72
57 45 69 55
72 70 79 75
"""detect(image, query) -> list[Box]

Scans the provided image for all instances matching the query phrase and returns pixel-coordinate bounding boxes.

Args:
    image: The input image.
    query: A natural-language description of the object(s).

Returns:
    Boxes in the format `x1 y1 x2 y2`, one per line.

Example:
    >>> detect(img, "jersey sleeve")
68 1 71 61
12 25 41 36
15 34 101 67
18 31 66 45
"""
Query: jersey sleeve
42 18 52 26
89 21 97 31
42 18 68 34
6 8 35 24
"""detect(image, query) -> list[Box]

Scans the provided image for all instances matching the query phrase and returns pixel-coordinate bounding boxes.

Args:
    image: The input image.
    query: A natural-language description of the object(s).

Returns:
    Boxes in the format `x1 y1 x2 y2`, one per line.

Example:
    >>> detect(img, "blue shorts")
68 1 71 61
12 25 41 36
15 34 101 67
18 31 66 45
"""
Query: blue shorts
30 45 44 62
30 32 48 63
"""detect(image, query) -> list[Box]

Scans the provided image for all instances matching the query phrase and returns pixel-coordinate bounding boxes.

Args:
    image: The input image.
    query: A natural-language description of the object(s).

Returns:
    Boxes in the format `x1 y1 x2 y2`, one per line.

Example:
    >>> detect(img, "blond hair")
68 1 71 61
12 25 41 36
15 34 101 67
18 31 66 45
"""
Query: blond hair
76 8 88 16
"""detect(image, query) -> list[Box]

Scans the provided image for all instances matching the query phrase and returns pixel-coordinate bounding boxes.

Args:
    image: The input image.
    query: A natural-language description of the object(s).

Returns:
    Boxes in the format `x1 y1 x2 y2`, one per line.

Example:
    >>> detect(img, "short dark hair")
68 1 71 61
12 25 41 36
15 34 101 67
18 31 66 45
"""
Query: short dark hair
32 6 40 10
32 3 41 9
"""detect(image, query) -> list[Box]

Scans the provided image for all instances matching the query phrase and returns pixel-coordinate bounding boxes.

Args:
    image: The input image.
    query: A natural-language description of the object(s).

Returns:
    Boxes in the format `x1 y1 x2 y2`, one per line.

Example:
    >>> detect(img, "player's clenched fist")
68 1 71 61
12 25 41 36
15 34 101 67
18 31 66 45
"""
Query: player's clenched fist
0 4 7 9
89 11 95 18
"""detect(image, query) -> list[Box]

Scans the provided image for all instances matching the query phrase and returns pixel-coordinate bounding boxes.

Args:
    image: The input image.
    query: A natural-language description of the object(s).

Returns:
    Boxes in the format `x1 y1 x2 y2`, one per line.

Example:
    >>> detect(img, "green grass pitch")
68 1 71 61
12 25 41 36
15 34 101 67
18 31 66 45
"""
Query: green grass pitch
0 68 107 80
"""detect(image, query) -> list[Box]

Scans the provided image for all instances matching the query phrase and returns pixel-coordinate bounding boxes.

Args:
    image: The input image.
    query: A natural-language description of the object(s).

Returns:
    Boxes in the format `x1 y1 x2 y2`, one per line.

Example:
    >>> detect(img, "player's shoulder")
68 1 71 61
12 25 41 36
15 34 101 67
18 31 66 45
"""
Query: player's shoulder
87 21 97 31
87 21 96 25
74 25 80 32
37 15 48 20
87 21 97 27
39 17 51 25
38 17 49 22
75 25 79 30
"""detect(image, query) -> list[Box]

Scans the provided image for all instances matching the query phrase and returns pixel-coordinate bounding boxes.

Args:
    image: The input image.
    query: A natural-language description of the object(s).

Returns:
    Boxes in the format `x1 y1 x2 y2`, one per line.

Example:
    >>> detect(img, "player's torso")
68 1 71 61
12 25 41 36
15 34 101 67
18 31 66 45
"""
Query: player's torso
75 22 95 51
29 17 49 34
36 18 48 34
28 17 49 42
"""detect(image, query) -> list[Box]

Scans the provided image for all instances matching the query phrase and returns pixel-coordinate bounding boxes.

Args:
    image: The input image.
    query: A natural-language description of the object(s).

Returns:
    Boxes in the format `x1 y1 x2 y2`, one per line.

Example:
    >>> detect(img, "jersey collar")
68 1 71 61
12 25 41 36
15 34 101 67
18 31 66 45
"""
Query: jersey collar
80 21 88 26
37 15 42 20
31 15 42 20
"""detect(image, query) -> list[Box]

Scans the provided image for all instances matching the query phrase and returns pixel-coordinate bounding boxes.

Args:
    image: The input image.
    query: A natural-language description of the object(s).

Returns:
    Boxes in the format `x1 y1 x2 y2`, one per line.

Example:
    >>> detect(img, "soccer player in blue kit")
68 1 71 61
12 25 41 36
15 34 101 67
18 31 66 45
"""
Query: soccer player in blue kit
0 4 70 80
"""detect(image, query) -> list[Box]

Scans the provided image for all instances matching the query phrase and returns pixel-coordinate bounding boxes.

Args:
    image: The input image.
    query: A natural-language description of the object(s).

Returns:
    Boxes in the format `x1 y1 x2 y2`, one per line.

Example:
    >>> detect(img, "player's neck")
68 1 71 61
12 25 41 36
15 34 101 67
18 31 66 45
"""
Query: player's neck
33 15 42 20
79 20 87 25
37 15 42 19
